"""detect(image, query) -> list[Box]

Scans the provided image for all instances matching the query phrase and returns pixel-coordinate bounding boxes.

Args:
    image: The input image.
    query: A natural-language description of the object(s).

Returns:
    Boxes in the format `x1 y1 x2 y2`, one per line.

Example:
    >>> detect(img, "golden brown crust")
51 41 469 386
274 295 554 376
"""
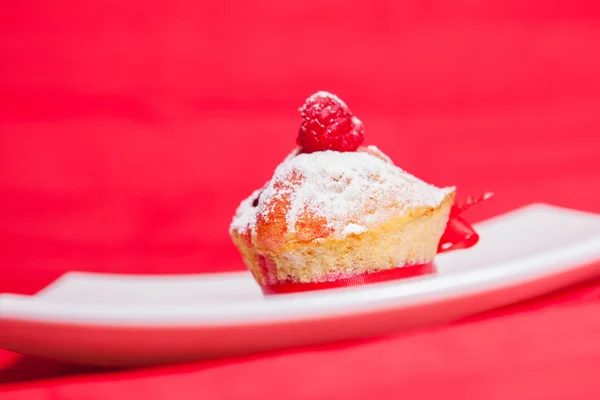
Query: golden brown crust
252 172 296 253
253 170 335 253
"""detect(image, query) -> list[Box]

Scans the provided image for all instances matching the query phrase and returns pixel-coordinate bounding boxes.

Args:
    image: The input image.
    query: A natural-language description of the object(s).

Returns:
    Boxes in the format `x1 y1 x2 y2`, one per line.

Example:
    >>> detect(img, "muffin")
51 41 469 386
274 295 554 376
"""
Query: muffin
230 91 488 294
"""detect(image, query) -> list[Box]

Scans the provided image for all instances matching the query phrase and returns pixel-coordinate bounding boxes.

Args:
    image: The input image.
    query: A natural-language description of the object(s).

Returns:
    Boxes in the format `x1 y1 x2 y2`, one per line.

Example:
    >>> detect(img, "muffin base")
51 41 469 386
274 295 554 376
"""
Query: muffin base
261 262 436 294
231 192 453 286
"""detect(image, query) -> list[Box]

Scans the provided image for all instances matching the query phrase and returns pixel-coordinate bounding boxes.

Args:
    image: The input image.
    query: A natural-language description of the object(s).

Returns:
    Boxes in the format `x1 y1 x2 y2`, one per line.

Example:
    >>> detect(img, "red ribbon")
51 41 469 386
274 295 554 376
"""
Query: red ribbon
261 192 493 295
437 192 494 253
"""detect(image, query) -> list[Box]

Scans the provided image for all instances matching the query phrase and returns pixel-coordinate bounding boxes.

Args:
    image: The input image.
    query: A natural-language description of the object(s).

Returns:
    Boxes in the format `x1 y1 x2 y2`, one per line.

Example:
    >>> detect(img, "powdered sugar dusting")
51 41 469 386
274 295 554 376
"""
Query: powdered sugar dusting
231 148 454 238
302 91 348 110
343 223 367 235
230 187 263 234
363 145 392 163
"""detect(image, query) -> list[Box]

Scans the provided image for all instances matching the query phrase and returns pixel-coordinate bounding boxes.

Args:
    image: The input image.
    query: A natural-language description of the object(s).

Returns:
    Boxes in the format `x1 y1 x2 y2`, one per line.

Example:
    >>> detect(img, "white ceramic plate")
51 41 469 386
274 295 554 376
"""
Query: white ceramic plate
1 203 600 367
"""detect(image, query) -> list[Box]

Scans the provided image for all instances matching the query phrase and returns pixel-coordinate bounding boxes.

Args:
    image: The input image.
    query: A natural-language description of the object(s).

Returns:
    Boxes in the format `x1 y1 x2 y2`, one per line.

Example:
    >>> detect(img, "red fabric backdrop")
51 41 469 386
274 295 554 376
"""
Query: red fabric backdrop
2 0 600 398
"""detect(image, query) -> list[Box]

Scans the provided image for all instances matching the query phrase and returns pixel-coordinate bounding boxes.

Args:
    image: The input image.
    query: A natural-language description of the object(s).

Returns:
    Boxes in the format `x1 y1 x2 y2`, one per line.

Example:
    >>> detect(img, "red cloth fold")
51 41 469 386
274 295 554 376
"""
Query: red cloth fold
2 0 600 398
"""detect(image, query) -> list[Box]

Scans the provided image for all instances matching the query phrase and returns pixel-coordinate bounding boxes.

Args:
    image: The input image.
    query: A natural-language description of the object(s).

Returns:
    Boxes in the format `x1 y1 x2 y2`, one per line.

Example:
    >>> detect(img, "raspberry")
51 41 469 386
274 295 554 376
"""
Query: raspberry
297 91 364 153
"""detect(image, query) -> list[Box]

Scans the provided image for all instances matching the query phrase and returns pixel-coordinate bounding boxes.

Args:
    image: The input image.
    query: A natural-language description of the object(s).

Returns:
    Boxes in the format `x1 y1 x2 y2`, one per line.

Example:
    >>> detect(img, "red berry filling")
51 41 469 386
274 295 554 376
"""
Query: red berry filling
297 91 365 153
